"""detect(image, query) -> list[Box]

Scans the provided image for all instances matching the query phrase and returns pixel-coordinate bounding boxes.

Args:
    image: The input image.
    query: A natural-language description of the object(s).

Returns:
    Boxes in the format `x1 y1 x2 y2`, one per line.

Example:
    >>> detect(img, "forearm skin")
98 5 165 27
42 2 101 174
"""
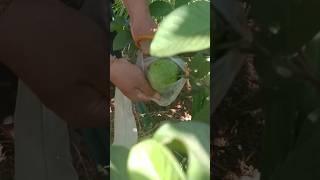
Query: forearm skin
122 0 152 24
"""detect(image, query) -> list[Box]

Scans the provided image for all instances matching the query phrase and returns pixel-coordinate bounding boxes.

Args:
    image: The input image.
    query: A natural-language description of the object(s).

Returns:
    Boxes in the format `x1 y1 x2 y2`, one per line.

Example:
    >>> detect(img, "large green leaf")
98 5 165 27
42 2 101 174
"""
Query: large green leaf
192 100 210 124
112 30 133 51
110 145 130 180
135 102 154 130
149 1 173 17
153 122 210 180
189 54 210 79
174 0 190 8
150 1 210 57
111 21 123 32
189 54 210 119
127 139 186 180
191 86 210 123
111 16 129 32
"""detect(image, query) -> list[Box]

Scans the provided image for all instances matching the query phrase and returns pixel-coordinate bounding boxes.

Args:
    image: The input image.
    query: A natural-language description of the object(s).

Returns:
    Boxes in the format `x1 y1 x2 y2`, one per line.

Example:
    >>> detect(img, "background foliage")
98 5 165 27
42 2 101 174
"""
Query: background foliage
213 0 320 179
110 0 210 179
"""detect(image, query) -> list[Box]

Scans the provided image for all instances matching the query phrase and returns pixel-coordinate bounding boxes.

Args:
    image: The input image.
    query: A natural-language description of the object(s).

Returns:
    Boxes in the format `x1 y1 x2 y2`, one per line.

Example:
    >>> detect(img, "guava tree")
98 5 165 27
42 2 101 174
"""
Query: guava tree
110 0 210 179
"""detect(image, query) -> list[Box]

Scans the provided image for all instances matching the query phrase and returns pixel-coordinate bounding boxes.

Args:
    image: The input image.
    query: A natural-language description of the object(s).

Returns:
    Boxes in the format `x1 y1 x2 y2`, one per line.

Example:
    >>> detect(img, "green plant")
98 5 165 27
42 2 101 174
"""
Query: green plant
111 0 210 179
111 0 210 126
111 121 210 180
213 0 320 179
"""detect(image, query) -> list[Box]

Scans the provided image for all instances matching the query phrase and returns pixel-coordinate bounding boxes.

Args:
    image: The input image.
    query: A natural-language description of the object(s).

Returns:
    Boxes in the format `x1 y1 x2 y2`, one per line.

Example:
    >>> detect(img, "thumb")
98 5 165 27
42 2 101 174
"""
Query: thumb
139 80 161 100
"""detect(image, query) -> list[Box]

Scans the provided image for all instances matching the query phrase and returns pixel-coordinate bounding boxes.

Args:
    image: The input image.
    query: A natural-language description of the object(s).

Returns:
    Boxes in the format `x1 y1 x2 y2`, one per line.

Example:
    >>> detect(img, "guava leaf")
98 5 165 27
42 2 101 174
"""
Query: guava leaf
135 102 154 130
175 0 191 8
150 1 210 57
112 30 132 51
110 21 123 32
190 54 210 79
127 139 186 180
191 81 210 124
110 145 130 180
153 122 210 180
111 16 129 31
149 1 173 17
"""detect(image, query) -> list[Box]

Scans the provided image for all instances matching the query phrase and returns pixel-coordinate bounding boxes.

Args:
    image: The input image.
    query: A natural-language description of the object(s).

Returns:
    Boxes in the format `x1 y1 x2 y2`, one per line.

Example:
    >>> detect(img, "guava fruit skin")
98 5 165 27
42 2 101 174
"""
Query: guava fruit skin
147 58 180 93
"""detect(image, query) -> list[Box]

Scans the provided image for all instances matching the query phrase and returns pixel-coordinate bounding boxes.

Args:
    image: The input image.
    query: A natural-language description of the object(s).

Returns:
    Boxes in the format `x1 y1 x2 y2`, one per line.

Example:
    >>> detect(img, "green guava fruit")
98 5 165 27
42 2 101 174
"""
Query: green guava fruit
147 58 181 93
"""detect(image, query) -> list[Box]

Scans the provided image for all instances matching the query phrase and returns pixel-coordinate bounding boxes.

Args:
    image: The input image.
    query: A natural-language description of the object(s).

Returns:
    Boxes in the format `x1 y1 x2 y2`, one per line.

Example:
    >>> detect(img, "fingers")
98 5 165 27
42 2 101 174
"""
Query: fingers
138 79 160 100
118 88 151 102
110 59 160 102
129 69 160 101
118 85 159 102
136 89 153 102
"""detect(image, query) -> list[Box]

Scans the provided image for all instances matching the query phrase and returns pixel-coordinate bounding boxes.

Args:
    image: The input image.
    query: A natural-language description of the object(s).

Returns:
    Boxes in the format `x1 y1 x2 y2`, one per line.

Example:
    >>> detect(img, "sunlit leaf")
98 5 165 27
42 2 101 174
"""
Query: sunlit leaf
150 1 210 57
153 122 210 180
127 139 186 180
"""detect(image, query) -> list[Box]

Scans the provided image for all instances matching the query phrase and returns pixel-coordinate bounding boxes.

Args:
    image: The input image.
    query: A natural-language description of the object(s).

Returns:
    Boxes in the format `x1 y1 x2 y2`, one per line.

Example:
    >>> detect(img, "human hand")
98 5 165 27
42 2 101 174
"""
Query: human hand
122 0 157 55
130 16 157 55
110 58 160 101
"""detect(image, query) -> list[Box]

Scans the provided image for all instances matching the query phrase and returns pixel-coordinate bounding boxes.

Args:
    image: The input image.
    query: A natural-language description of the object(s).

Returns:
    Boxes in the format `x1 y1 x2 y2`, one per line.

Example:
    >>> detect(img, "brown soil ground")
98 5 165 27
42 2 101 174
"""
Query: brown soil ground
213 59 265 180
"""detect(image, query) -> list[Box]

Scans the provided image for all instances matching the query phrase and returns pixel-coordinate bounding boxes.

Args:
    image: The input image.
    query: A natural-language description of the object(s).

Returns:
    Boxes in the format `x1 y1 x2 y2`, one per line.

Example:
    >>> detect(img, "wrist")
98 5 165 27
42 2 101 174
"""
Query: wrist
130 10 153 27
123 0 151 24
